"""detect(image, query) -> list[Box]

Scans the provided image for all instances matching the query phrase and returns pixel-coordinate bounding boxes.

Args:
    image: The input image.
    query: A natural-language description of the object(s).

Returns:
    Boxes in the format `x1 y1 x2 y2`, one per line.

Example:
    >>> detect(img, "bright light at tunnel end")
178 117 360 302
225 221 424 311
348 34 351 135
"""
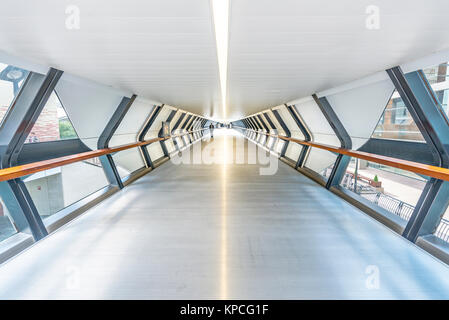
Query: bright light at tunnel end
211 0 229 120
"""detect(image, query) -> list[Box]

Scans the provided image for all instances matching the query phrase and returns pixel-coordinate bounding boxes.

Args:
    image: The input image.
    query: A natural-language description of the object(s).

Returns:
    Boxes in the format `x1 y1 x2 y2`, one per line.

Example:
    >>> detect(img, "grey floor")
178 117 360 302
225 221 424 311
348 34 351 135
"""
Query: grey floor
0 131 449 299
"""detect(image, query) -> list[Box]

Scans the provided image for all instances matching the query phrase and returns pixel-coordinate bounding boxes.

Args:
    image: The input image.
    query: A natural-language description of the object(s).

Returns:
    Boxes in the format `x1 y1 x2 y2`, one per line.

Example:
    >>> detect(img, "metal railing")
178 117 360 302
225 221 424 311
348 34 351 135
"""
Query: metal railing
436 219 449 242
362 193 415 221
335 171 415 220
240 126 449 243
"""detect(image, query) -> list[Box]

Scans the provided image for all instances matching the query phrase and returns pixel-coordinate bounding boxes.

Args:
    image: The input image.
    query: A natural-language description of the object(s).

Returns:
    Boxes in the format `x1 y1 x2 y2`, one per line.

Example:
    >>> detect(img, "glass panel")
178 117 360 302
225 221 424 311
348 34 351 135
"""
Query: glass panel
372 91 425 142
435 207 449 242
305 149 338 180
0 63 29 126
23 158 109 218
339 158 426 221
423 62 449 118
25 91 78 143
112 148 146 179
0 196 18 242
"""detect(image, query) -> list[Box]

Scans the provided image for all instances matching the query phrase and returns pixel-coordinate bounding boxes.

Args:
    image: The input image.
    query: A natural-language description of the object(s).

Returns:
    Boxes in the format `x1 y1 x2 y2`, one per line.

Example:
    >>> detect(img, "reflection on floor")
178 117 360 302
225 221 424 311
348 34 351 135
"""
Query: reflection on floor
0 130 448 299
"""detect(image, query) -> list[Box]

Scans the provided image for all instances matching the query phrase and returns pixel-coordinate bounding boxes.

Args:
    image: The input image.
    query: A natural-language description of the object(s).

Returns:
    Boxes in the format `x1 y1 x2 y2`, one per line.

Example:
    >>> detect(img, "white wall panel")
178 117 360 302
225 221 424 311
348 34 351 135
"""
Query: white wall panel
306 149 338 174
113 148 145 175
144 105 176 139
56 76 125 150
293 97 339 172
285 143 302 162
294 97 340 147
265 110 283 134
147 143 164 161
170 111 183 132
166 138 177 153
325 79 394 149
109 97 156 147
276 105 306 140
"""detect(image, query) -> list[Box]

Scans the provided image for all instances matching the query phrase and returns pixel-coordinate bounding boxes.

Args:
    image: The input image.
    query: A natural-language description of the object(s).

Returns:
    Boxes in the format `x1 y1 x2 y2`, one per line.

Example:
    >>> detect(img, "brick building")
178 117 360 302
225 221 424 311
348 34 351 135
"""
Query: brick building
372 63 448 142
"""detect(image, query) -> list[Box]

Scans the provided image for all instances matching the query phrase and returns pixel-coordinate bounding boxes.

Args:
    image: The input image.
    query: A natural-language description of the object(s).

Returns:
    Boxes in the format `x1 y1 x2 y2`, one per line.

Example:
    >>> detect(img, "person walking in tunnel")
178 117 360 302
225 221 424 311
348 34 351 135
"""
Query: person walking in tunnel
209 122 215 138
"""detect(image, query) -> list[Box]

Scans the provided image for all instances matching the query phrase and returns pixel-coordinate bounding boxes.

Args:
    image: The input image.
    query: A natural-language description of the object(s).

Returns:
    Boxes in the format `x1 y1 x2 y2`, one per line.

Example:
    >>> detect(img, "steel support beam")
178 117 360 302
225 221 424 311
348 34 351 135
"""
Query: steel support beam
312 94 352 189
387 67 449 241
263 112 276 129
263 112 278 150
172 112 186 152
272 109 291 157
246 117 255 130
250 116 261 143
187 116 197 131
159 109 177 157
257 115 269 131
286 104 311 169
98 94 137 189
138 104 163 169
0 67 63 240
172 112 186 131
181 115 192 130
181 114 193 145
256 115 270 146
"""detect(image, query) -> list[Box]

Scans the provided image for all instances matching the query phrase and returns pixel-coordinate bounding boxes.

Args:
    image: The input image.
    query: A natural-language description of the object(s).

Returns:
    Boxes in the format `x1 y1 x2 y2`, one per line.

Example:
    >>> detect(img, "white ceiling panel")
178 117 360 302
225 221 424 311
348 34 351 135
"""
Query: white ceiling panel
2 1 449 121
227 0 449 119
0 0 221 117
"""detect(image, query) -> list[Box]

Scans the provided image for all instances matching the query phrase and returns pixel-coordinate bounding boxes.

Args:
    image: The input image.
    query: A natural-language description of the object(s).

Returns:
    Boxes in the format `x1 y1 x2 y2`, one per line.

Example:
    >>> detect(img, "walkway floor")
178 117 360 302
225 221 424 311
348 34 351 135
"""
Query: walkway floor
0 130 448 299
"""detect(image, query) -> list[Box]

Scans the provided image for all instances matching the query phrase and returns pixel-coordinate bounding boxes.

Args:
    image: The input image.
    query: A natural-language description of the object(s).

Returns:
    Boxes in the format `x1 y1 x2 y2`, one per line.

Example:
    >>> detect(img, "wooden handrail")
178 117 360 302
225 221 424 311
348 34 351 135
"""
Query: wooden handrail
237 127 449 182
0 128 207 182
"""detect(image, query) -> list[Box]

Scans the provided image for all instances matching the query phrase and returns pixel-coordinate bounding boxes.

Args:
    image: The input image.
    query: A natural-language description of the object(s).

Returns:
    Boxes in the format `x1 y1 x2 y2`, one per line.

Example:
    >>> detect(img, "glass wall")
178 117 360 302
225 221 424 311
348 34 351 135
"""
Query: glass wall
423 62 449 117
371 91 425 142
274 105 305 162
339 158 426 221
435 207 449 243
112 149 146 179
422 62 449 242
0 196 18 242
23 158 109 218
25 91 78 143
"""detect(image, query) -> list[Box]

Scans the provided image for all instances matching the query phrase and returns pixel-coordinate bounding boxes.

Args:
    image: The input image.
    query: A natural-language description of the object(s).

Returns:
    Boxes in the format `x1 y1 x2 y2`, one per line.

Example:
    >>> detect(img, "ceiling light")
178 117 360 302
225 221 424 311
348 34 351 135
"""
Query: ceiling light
211 0 230 119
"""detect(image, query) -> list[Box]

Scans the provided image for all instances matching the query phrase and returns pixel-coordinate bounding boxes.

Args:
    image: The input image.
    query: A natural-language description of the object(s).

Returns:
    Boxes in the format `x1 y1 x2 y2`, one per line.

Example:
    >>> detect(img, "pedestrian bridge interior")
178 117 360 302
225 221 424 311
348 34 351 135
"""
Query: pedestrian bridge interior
0 0 449 299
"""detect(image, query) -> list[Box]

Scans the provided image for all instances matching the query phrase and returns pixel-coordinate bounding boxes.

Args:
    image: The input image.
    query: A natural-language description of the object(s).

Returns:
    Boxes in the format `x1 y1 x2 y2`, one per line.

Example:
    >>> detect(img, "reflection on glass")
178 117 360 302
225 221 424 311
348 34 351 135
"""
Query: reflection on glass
372 92 424 142
23 158 109 218
373 62 449 142
112 148 146 179
339 158 425 221
0 197 18 242
423 62 449 118
435 206 449 243
0 63 29 126
25 91 78 143
304 149 337 180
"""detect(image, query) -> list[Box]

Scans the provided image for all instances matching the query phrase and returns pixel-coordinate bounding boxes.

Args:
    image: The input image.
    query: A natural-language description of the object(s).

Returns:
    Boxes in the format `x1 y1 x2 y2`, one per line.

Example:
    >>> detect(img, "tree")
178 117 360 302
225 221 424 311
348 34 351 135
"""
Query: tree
59 119 77 140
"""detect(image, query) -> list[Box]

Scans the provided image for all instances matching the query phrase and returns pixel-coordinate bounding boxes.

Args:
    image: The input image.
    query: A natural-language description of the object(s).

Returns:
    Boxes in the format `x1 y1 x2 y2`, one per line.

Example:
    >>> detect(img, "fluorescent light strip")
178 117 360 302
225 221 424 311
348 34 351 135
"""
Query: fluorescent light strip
211 0 229 119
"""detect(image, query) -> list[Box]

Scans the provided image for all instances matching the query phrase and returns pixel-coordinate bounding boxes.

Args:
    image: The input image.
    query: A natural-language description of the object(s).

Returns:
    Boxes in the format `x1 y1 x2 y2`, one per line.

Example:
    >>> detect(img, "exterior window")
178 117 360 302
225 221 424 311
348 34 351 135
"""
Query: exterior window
0 196 18 242
25 91 78 143
435 207 449 243
339 158 426 221
371 91 424 142
423 62 449 118
23 158 109 218
422 62 449 242
0 63 29 126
